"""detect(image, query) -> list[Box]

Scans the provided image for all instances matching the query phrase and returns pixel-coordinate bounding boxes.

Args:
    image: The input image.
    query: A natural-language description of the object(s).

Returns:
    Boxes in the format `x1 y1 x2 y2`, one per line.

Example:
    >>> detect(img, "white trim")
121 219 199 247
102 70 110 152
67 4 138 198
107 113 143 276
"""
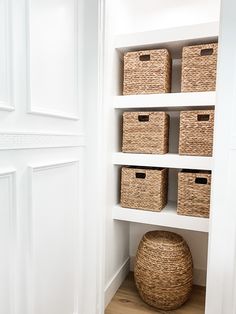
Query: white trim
0 169 17 314
0 103 14 112
25 0 80 121
28 160 82 314
231 136 236 150
0 168 16 176
0 132 85 150
0 0 13 111
206 1 236 313
104 257 130 308
129 256 206 287
27 108 79 121
29 159 79 171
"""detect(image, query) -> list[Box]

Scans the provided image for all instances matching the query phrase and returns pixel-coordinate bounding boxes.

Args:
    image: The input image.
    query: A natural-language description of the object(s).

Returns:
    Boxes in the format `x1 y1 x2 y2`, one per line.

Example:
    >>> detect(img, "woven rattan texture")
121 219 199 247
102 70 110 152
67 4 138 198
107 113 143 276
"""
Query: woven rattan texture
181 43 218 92
179 110 214 156
122 112 169 154
177 171 211 218
120 167 168 211
123 49 171 95
134 231 193 311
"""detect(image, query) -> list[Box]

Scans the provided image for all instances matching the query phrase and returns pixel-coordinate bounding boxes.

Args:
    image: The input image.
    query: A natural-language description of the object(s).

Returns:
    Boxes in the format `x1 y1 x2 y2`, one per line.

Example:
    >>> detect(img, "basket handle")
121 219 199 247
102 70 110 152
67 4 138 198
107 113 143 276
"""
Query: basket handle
200 48 214 56
195 177 208 185
197 114 210 121
138 114 149 122
136 172 146 179
139 54 151 62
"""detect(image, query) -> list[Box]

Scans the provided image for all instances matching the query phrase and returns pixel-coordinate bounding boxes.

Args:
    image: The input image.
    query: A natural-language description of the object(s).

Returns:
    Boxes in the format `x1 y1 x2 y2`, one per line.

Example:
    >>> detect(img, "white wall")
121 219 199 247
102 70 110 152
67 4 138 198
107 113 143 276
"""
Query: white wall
111 0 221 34
103 0 130 304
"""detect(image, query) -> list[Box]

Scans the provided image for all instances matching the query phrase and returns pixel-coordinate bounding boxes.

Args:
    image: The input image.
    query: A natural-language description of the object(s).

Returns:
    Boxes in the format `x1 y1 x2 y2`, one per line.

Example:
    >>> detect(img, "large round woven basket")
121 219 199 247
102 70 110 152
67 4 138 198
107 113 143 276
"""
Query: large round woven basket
134 231 193 311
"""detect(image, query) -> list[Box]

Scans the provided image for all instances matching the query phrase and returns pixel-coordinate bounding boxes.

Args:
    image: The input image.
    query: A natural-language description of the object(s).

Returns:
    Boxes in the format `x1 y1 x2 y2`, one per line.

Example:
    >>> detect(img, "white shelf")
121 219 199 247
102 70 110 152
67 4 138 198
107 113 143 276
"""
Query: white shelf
113 202 209 233
114 91 215 110
115 22 219 59
113 153 213 170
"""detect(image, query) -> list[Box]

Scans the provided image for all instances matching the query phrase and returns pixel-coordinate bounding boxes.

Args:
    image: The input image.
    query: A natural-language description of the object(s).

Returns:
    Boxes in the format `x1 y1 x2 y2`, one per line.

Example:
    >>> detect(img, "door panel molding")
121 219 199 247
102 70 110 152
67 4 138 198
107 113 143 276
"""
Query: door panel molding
28 160 82 314
25 0 79 120
0 132 85 150
0 169 16 314
231 136 236 150
0 0 13 111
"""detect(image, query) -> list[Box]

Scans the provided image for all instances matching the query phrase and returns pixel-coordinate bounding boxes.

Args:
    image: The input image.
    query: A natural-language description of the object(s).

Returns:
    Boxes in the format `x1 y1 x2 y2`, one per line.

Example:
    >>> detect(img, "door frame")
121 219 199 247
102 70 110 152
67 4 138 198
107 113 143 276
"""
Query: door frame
206 0 236 313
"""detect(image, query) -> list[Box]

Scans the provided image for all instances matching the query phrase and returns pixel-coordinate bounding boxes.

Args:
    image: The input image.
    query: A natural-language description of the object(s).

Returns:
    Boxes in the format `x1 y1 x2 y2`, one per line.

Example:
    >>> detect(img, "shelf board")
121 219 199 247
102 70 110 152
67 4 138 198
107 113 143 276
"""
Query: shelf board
113 153 213 170
113 202 209 233
114 91 215 110
115 22 219 59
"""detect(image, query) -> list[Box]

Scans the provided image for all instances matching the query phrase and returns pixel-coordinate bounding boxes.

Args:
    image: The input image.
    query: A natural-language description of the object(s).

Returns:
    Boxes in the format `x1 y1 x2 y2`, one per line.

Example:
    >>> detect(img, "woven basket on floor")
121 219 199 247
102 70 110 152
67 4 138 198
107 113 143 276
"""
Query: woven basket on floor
181 43 218 92
123 49 171 95
134 231 193 311
179 110 214 156
122 112 169 154
120 167 168 212
177 170 211 218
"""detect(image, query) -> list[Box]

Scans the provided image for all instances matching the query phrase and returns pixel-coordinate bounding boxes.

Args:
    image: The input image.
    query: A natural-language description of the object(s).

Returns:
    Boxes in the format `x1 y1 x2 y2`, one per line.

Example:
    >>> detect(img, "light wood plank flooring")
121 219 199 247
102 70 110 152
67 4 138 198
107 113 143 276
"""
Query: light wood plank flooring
105 273 205 314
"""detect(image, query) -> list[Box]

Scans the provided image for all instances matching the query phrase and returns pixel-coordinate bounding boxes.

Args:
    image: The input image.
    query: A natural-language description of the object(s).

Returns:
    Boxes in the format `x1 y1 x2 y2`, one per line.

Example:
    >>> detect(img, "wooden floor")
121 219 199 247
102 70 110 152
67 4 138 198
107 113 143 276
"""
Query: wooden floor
105 273 206 314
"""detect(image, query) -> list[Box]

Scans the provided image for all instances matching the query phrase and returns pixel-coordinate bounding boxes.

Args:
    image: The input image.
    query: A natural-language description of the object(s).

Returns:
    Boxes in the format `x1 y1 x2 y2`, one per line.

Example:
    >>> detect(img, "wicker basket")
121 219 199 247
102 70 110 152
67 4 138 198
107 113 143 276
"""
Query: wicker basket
122 112 169 154
181 43 218 92
179 110 214 156
120 167 168 211
177 170 211 218
123 49 171 95
134 231 193 311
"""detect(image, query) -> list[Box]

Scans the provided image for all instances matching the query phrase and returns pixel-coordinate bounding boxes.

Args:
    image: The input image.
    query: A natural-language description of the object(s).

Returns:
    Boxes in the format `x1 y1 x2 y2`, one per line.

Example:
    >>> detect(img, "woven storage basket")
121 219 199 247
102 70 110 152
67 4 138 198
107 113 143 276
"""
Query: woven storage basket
179 110 214 156
134 231 193 311
181 43 218 92
120 167 168 211
123 49 171 95
177 170 211 218
122 112 169 154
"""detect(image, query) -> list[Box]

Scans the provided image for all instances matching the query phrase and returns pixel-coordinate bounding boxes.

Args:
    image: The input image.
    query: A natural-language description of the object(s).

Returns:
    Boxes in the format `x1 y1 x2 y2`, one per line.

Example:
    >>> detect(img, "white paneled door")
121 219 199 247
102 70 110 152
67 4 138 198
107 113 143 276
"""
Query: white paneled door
0 0 85 314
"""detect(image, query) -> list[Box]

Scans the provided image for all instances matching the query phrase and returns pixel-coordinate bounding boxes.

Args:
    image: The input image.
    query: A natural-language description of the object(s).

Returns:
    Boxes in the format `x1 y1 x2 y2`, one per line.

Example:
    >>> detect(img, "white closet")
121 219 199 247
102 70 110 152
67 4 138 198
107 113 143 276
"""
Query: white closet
100 1 236 313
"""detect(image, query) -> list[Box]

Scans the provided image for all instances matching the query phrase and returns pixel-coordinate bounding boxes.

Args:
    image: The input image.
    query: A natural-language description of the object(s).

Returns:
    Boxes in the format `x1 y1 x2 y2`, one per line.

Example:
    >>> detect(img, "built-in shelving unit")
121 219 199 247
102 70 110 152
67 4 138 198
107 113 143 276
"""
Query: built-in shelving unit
104 16 220 311
112 22 218 235
113 203 209 233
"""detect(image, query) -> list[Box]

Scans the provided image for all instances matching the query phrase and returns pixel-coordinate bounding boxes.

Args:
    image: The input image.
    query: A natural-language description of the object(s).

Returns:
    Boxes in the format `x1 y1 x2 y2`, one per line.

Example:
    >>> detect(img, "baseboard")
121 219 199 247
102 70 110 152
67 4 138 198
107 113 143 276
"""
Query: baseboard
130 256 207 287
104 257 130 308
193 267 207 286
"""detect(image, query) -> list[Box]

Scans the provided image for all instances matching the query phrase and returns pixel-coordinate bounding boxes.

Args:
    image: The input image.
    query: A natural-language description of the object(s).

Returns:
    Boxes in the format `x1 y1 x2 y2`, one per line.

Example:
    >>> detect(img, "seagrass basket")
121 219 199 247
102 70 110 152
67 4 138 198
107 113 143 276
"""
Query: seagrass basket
123 49 171 95
179 110 214 156
122 112 169 154
181 43 218 92
120 167 168 211
177 170 211 218
134 231 193 311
